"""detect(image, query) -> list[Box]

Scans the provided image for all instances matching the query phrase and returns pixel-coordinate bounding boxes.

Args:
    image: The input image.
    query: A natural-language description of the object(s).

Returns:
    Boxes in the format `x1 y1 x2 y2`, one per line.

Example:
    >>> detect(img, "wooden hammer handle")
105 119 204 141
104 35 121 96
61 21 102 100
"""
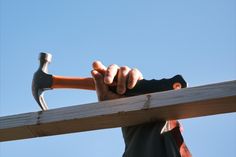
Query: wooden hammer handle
52 75 95 90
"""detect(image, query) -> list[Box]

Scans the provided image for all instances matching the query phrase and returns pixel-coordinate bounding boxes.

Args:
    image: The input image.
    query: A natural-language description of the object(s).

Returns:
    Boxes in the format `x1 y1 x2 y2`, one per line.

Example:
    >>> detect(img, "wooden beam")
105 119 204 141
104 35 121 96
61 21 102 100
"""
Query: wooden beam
0 80 236 142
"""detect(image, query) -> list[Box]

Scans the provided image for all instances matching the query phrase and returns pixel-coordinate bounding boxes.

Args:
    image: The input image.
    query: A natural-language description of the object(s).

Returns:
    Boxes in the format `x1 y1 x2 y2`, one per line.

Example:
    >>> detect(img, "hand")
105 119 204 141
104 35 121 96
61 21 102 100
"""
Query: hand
91 61 143 101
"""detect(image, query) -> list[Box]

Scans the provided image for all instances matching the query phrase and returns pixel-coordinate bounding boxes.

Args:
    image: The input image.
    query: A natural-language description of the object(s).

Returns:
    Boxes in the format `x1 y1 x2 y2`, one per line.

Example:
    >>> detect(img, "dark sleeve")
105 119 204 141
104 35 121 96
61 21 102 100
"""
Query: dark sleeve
121 121 191 157
122 121 174 157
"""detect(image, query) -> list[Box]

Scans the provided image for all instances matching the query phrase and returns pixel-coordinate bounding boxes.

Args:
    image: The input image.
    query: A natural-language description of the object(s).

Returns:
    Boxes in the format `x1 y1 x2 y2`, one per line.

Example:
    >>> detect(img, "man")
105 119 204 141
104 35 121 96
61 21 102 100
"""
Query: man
91 61 191 157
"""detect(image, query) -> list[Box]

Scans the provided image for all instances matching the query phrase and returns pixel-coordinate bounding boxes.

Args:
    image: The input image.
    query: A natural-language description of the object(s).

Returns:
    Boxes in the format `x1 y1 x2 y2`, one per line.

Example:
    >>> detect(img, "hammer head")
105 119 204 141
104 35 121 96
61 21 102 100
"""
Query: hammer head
32 52 53 111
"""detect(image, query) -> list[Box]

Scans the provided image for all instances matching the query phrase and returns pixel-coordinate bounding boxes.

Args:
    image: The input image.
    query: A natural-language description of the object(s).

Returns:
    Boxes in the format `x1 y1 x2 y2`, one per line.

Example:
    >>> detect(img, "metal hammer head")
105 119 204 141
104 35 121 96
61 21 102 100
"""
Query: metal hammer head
32 52 53 111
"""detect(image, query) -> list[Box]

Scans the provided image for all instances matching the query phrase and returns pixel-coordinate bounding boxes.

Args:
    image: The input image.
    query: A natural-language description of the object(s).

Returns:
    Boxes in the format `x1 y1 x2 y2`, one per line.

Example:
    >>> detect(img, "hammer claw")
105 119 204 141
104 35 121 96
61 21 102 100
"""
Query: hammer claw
32 52 94 111
39 92 48 111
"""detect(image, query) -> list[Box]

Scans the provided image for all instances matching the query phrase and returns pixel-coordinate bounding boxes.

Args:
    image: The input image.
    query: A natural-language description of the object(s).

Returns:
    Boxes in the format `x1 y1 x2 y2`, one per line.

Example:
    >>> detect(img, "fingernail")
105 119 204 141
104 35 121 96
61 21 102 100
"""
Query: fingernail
117 88 125 95
92 60 102 69
91 70 96 76
127 83 133 89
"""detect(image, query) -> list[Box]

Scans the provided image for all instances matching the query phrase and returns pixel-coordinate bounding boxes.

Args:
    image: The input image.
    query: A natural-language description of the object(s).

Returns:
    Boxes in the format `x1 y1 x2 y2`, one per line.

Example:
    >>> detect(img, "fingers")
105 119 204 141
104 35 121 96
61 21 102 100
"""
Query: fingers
91 70 108 93
127 68 143 89
117 66 130 94
104 64 120 84
92 60 107 74
92 61 119 85
92 61 144 95
91 69 122 101
117 67 143 94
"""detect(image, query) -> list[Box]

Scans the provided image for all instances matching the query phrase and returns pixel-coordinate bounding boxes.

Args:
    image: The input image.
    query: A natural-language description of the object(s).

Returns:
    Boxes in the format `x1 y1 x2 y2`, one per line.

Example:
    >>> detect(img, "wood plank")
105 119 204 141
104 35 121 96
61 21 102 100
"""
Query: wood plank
0 80 236 142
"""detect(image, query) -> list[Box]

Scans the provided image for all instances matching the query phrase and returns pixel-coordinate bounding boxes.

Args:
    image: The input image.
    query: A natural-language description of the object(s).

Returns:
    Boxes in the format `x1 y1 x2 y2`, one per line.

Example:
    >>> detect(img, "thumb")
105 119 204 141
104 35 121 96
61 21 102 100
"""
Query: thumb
91 70 109 100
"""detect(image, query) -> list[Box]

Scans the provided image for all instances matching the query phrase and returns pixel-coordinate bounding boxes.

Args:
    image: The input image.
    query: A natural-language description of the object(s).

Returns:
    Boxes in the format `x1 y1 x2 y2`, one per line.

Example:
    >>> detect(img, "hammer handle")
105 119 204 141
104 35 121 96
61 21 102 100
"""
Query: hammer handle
52 76 95 90
51 75 187 96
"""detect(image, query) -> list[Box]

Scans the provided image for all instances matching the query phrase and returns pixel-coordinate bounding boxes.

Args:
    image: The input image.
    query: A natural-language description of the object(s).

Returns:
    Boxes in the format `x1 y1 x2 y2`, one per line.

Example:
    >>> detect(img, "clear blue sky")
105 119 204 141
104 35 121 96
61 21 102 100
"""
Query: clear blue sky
0 0 235 156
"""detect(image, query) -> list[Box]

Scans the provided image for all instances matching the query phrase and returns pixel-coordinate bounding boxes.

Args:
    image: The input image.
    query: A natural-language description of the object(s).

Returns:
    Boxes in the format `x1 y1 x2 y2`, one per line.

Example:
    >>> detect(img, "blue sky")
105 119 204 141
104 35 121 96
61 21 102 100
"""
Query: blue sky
0 0 236 157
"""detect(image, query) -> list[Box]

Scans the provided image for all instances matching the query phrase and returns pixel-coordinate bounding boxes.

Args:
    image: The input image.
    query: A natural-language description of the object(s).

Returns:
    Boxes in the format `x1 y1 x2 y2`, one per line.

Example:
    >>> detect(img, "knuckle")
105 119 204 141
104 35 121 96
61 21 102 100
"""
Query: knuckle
131 68 139 73
129 68 138 76
109 64 119 69
120 66 130 71
106 64 119 75
131 68 143 77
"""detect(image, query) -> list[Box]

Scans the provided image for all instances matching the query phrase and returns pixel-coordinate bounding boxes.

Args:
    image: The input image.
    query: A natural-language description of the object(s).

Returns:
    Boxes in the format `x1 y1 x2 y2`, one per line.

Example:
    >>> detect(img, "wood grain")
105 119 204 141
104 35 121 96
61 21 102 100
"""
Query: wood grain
1 80 236 142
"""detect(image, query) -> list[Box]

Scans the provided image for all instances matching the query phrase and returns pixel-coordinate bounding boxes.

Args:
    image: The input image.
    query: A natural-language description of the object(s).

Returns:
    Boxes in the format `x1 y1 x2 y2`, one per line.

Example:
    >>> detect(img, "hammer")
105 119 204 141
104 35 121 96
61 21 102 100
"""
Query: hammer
32 52 187 111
